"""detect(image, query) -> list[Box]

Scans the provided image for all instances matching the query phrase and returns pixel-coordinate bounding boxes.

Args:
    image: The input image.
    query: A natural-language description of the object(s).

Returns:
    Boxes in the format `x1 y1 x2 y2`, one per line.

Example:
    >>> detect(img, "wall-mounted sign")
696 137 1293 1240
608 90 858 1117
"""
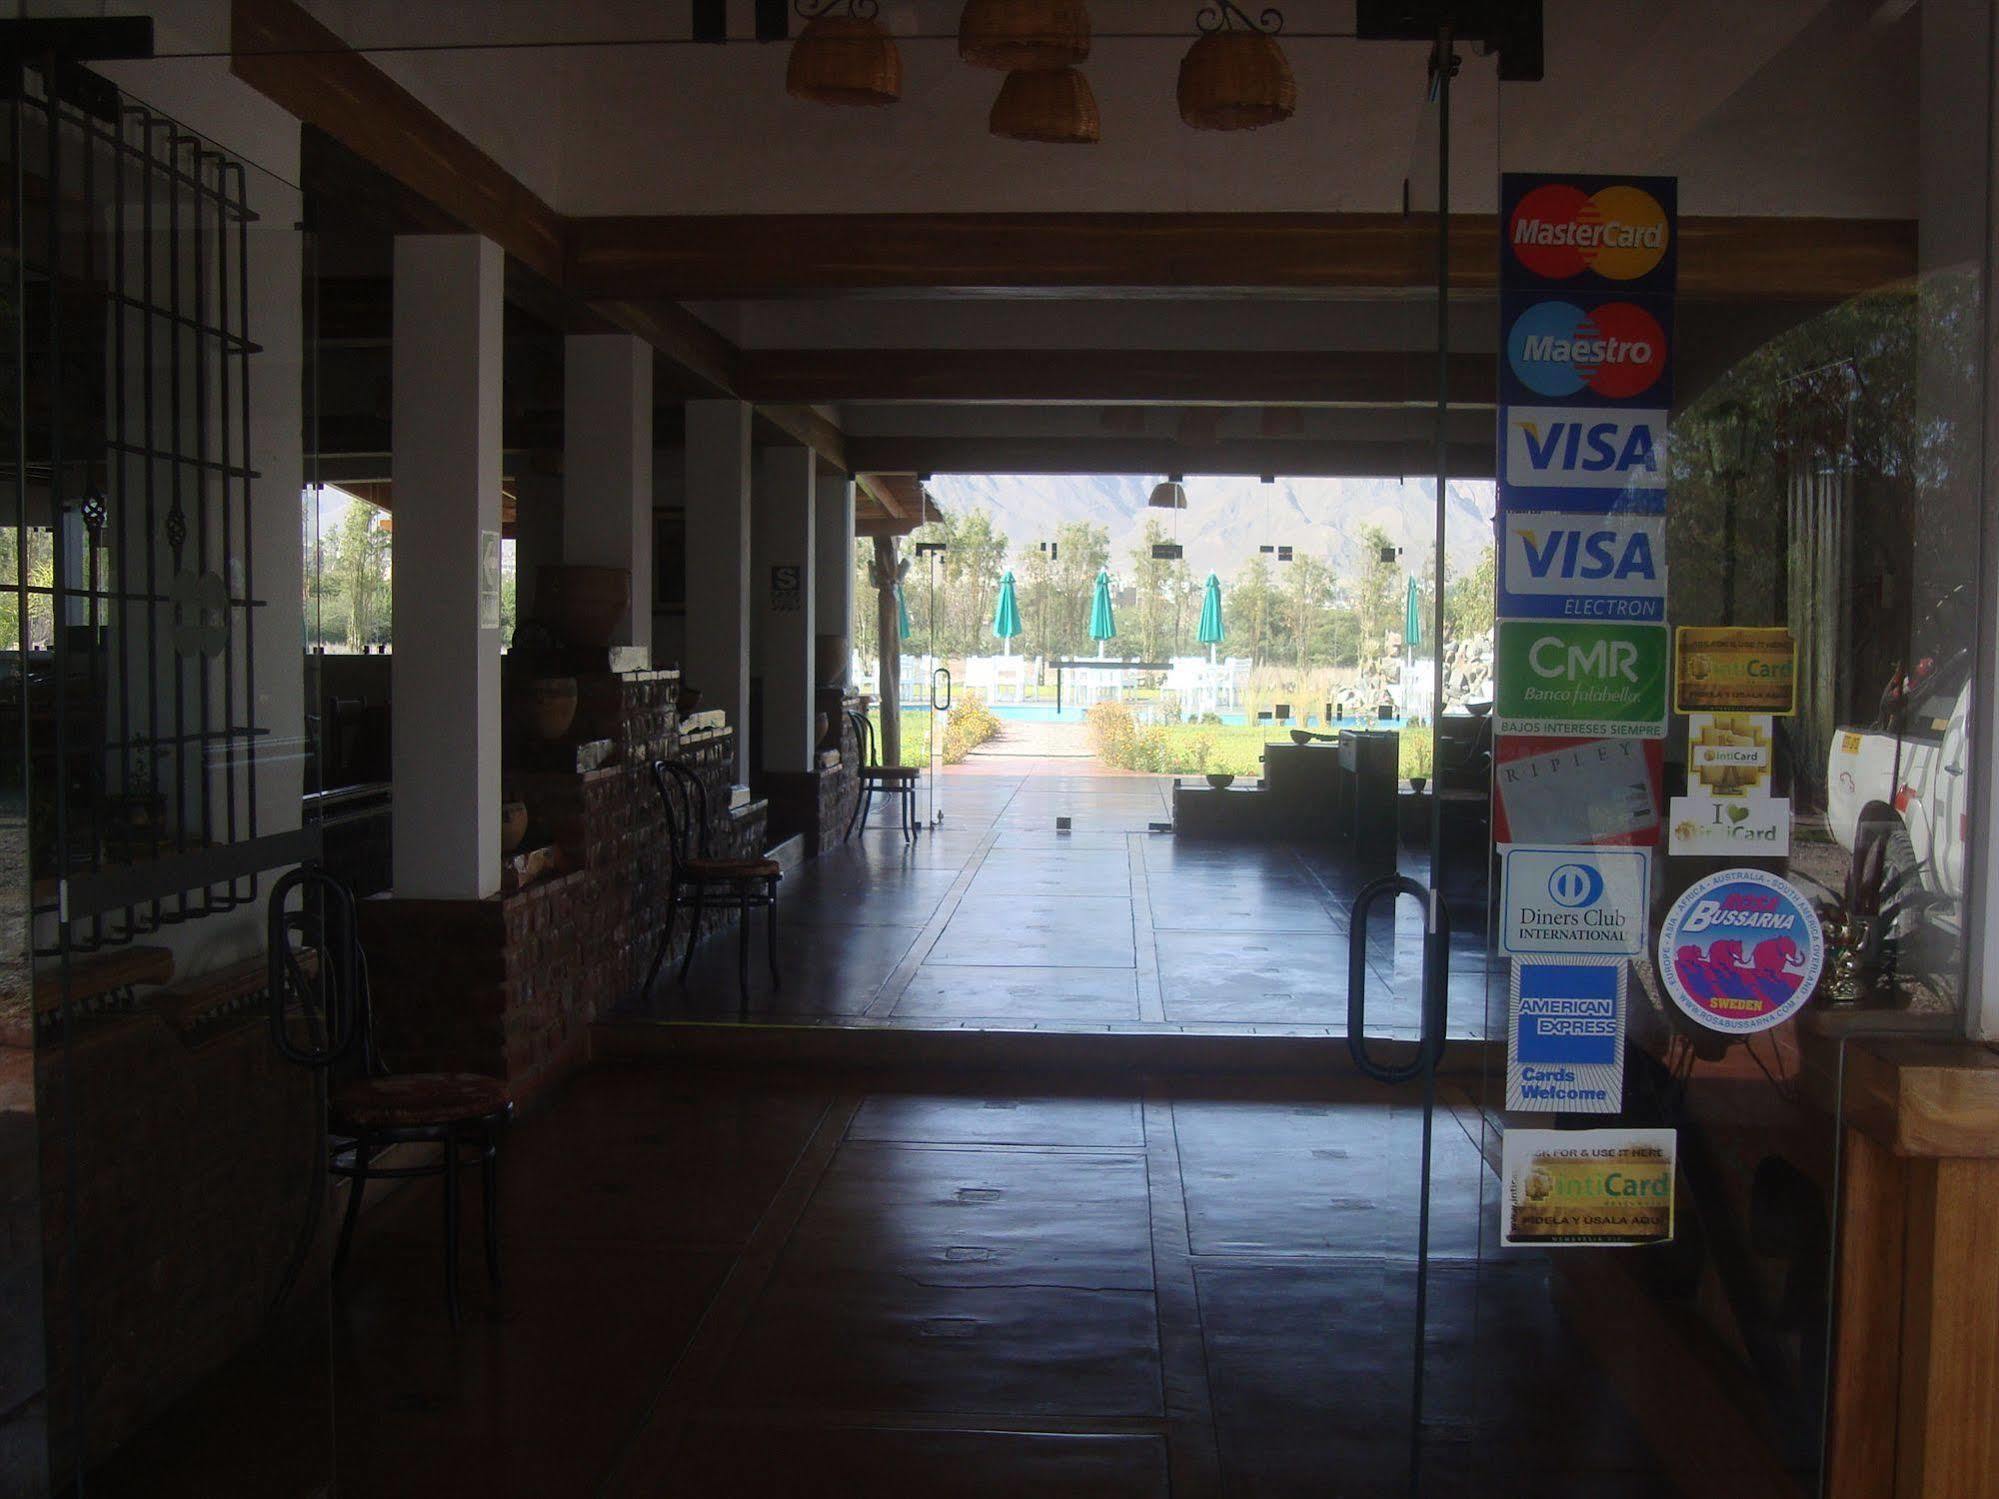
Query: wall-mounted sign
1506 958 1626 1113
1502 1128 1676 1247
1493 735 1663 847
1686 711 1775 797
1501 294 1674 410
1666 794 1792 856
1499 407 1669 514
1495 620 1669 738
1497 513 1667 619
478 530 502 630
1501 175 1679 295
1658 867 1825 1033
1499 845 1652 957
770 563 802 612
1674 627 1796 714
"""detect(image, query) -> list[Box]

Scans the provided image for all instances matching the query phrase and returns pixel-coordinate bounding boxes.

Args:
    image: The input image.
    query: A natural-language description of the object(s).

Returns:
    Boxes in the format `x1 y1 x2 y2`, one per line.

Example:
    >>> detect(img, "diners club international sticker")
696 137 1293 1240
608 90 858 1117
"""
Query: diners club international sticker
1658 868 1825 1034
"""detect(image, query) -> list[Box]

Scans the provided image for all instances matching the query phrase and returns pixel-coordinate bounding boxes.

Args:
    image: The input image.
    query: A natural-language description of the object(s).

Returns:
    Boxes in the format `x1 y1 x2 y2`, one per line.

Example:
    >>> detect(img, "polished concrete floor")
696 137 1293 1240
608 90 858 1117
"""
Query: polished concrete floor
96 1062 1691 1498
625 767 1494 1037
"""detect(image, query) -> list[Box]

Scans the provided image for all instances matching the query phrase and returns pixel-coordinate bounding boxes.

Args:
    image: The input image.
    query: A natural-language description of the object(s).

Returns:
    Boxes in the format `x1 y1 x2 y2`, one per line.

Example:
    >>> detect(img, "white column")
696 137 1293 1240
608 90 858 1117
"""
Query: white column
390 234 503 900
561 334 654 654
754 445 817 773
815 471 855 685
684 401 753 785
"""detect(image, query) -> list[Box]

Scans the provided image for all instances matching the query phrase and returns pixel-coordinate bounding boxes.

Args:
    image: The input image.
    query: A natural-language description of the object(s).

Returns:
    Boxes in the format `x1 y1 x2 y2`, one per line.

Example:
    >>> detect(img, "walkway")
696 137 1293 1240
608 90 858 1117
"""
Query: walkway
620 766 1489 1037
98 1063 1675 1497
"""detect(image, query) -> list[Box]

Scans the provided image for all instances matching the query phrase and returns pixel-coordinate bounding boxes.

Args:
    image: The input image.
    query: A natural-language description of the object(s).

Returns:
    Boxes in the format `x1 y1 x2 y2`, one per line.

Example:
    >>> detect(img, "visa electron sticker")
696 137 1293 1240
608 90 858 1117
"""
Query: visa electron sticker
1492 735 1662 848
1499 407 1669 514
1502 1128 1676 1247
1494 620 1669 738
1497 513 1666 619
1502 293 1673 409
1507 958 1626 1114
1499 845 1652 957
1658 868 1824 1033
1502 175 1678 293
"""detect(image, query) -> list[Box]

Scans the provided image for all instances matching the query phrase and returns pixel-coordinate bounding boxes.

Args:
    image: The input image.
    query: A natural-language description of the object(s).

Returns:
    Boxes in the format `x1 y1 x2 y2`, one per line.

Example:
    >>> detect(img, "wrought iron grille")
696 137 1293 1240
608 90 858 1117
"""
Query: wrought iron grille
5 60 269 953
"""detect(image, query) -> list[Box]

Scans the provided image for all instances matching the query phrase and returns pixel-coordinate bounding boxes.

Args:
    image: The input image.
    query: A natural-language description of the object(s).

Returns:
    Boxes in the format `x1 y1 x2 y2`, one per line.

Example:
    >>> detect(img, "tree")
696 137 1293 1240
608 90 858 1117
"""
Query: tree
1232 553 1277 668
1128 517 1190 661
329 499 391 651
1283 554 1333 670
1354 523 1400 668
1443 543 1496 644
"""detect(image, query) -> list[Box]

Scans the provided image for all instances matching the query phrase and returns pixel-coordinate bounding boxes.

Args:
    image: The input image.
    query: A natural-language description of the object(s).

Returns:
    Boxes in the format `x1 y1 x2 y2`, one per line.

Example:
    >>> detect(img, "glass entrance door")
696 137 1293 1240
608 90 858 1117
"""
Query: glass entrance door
1401 5 1992 1496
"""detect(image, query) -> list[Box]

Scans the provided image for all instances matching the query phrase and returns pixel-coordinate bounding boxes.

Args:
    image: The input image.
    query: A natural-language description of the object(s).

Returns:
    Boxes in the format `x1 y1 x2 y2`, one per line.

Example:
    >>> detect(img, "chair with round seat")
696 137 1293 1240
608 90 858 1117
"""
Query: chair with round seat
845 708 920 844
268 868 512 1331
643 757 782 1013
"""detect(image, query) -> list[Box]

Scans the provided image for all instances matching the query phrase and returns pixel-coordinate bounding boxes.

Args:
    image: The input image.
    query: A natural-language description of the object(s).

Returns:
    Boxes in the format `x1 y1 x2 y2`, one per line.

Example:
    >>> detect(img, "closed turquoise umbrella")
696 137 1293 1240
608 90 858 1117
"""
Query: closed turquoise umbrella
1197 571 1225 663
894 583 911 641
1088 567 1117 657
992 569 1022 656
1403 575 1422 648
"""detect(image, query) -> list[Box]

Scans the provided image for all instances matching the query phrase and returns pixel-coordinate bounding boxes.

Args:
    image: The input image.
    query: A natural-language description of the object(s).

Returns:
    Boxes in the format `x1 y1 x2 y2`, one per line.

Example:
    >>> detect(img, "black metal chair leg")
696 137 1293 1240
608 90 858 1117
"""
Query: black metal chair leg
482 1125 502 1294
737 885 752 1013
643 886 679 997
845 779 865 840
678 884 707 983
442 1126 462 1331
902 787 916 844
858 782 874 834
333 1133 372 1280
765 878 782 986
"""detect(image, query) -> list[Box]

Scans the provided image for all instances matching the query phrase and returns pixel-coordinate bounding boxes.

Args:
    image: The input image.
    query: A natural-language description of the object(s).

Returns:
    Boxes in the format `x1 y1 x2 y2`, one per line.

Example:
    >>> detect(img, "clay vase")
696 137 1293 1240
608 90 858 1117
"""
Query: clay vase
500 800 529 854
523 676 579 740
815 711 831 750
534 565 631 650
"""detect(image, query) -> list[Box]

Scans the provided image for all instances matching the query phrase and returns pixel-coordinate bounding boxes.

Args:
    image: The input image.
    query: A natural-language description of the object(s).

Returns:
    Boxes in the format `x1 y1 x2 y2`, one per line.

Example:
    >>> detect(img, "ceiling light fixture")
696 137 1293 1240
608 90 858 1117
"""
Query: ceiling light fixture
958 0 1091 71
786 0 901 107
989 66 1100 144
1178 4 1295 131
1148 475 1189 509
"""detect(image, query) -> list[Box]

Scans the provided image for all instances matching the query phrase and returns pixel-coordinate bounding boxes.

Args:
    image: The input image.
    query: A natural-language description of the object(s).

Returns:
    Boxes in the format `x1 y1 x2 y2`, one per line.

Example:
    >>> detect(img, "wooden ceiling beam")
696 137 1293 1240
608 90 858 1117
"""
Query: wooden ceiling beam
846 436 1494 480
737 348 1495 406
567 212 1915 304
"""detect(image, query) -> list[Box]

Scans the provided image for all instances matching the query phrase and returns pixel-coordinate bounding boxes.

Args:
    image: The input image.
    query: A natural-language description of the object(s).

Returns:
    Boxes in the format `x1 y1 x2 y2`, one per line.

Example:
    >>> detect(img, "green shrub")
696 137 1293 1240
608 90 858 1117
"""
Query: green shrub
1086 700 1138 768
941 688 1002 764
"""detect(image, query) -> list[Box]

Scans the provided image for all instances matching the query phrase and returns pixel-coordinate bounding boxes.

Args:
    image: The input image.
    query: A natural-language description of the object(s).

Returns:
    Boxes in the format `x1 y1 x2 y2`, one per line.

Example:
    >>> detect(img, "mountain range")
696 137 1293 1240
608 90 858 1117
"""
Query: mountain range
927 473 1496 585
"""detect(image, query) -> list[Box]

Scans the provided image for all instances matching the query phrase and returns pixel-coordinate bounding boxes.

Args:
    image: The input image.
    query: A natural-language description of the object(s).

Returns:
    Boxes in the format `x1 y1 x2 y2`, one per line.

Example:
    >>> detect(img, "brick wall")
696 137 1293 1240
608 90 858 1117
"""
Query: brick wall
359 669 768 1104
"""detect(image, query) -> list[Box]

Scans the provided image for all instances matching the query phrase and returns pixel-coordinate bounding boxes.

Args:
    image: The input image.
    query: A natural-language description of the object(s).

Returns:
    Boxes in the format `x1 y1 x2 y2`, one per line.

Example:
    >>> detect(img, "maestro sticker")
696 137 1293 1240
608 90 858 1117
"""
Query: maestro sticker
1659 868 1824 1033
1504 297 1670 404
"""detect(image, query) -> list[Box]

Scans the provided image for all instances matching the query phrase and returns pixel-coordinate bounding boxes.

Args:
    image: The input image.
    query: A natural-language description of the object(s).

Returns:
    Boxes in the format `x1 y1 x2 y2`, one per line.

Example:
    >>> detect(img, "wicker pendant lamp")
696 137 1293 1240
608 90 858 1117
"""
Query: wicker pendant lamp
787 0 902 107
1178 4 1295 131
990 66 1100 143
958 0 1091 71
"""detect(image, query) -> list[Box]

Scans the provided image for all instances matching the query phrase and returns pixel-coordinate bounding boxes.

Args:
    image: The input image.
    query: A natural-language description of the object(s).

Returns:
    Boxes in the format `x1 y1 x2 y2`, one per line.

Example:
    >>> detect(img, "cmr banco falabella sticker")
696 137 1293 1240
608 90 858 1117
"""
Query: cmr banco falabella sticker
1658 868 1824 1034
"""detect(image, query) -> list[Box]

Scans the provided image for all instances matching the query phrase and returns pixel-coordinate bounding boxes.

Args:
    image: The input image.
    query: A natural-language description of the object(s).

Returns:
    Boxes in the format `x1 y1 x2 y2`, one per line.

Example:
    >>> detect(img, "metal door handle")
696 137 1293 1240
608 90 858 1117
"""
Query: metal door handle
1346 873 1449 1084
933 667 952 711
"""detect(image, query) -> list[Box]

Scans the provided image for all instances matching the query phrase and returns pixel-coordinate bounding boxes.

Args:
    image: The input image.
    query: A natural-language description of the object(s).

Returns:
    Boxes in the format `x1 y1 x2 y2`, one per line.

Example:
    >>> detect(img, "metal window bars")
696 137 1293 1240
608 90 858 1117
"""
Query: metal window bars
5 59 269 954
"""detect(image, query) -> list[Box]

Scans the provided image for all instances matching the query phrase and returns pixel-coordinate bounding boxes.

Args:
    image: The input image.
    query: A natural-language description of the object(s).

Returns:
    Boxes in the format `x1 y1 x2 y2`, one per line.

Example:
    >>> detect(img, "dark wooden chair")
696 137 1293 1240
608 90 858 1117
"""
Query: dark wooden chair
643 757 782 1012
845 708 920 844
267 868 511 1330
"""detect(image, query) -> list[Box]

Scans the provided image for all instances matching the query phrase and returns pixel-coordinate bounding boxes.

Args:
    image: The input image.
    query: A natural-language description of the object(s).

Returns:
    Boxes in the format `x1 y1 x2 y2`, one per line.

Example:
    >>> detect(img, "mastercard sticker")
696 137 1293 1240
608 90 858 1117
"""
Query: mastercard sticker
1501 173 1678 295
1501 291 1674 410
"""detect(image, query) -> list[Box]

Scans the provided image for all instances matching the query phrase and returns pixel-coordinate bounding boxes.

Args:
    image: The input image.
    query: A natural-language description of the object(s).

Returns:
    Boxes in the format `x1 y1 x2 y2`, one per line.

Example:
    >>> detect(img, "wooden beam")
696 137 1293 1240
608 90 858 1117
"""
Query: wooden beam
845 436 1492 480
736 348 1494 407
755 403 848 473
565 212 1916 303
232 0 565 283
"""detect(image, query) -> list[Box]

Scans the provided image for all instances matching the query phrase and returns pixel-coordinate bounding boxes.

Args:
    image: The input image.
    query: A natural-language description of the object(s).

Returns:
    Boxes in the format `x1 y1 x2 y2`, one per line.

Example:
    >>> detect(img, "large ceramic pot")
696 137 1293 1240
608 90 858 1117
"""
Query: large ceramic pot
814 632 850 689
501 800 529 854
522 676 579 740
534 565 631 650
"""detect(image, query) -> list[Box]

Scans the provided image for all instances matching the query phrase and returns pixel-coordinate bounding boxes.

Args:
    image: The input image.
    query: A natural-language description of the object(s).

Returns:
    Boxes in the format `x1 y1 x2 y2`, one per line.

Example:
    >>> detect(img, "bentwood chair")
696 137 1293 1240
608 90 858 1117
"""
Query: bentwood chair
644 757 782 1012
268 869 512 1331
845 709 920 844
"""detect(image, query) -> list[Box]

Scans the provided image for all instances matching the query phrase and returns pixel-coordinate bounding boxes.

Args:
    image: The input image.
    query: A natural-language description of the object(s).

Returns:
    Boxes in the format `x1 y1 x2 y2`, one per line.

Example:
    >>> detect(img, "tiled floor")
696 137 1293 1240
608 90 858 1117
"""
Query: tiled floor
621 767 1496 1037
94 1064 1696 1498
